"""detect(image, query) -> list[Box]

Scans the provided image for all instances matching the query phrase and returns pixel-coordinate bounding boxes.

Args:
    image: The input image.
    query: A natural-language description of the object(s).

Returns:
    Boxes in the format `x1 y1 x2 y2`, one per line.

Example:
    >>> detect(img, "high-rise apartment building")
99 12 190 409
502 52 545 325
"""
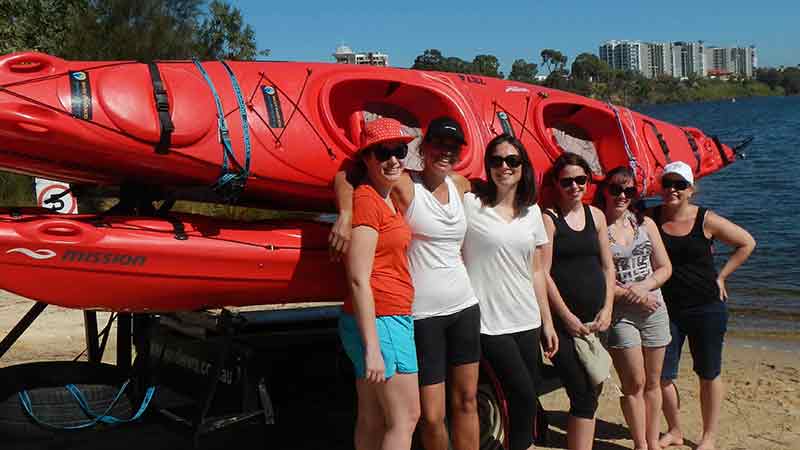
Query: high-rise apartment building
333 45 389 66
599 40 755 79
599 40 650 75
705 45 756 78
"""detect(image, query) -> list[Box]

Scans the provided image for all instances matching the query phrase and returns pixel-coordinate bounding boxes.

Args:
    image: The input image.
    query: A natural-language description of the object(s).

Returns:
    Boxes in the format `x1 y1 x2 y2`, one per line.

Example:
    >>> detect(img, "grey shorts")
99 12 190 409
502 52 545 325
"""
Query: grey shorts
606 303 671 349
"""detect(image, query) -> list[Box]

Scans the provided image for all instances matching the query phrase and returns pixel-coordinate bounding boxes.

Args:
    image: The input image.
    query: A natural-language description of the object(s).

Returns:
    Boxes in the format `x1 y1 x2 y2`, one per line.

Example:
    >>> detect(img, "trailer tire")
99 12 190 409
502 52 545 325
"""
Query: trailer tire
477 383 504 450
0 362 135 440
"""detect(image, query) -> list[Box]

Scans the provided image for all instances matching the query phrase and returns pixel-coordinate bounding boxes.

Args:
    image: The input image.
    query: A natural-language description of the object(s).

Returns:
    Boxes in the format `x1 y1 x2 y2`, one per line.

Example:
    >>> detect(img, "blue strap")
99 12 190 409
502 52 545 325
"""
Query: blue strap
18 381 156 430
191 59 251 201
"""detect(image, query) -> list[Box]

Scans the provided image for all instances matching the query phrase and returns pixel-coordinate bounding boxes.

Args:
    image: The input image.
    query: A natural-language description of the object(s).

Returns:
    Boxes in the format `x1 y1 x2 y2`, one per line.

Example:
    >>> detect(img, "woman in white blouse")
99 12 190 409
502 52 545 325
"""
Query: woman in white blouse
462 134 558 450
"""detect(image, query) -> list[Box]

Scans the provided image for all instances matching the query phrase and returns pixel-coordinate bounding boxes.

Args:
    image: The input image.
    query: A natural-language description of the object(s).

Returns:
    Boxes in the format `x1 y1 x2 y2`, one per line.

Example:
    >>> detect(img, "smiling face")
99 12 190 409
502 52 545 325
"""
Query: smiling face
603 176 636 215
363 143 405 188
421 136 462 176
660 174 693 207
556 164 589 203
489 141 522 189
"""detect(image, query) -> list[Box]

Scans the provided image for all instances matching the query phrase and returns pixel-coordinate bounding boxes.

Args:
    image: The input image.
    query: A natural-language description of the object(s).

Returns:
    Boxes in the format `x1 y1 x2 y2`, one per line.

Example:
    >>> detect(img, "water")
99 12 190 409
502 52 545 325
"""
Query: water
634 96 800 334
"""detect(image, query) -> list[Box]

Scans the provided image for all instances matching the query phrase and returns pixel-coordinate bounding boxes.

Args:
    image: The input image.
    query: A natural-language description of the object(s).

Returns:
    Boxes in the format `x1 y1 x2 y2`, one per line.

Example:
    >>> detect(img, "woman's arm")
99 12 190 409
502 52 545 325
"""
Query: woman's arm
533 245 558 358
642 216 672 290
329 170 355 260
329 168 414 260
704 210 756 301
542 212 590 337
346 225 385 383
591 206 615 332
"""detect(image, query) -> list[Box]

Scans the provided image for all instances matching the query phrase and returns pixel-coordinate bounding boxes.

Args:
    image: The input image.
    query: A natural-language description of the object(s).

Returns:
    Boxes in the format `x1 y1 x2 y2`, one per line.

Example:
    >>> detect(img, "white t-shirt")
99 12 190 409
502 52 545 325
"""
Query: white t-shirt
406 174 478 319
462 193 549 335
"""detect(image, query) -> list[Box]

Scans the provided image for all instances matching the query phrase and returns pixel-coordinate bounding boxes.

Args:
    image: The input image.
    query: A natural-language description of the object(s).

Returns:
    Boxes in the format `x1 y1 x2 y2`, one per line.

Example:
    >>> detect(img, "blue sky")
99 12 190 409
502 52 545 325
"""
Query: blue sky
235 0 798 72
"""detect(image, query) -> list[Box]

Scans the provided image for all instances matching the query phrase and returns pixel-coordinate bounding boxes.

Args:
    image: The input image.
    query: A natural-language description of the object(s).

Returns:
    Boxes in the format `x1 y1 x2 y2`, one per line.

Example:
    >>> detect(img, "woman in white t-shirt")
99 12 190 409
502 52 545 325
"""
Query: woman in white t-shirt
462 134 559 450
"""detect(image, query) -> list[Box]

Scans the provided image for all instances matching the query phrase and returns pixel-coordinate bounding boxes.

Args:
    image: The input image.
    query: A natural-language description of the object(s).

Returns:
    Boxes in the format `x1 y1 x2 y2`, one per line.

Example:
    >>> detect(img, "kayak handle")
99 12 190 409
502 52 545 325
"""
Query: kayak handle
32 220 97 244
0 52 59 76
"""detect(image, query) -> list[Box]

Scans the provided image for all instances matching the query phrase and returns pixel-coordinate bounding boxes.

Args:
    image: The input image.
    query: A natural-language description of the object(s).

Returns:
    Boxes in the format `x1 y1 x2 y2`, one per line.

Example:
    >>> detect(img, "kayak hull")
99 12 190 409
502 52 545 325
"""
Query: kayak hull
0 209 346 311
0 52 736 209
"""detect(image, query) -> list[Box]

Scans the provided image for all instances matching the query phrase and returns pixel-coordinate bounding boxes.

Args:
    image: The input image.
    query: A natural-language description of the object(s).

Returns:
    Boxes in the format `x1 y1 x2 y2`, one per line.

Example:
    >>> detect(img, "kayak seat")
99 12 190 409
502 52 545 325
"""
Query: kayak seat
95 64 215 148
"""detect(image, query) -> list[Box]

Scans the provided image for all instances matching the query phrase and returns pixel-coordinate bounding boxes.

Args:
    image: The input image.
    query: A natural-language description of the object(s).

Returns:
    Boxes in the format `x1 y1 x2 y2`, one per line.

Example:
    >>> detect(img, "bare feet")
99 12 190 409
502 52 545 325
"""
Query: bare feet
658 430 684 448
695 438 716 450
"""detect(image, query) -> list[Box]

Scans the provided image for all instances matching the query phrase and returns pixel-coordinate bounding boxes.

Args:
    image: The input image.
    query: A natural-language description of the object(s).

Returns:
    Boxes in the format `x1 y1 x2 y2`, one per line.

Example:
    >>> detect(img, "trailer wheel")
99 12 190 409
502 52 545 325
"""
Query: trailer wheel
477 383 505 450
0 361 135 440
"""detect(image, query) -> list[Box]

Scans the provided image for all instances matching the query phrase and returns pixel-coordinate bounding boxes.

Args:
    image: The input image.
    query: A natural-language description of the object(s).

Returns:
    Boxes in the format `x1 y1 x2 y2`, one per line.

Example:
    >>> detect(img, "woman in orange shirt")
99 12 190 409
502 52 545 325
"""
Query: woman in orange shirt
338 117 420 450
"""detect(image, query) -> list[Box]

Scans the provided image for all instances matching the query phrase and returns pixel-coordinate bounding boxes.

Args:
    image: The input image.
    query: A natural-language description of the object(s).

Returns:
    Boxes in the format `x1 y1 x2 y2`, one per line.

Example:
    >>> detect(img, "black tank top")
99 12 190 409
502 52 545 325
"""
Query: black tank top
655 206 720 311
545 205 606 324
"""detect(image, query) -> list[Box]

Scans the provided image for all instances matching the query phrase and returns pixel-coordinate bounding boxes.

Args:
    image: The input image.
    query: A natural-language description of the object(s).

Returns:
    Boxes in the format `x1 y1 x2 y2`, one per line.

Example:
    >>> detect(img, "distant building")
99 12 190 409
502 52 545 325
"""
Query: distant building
705 45 756 78
647 42 673 78
599 40 650 75
333 45 389 66
599 39 755 79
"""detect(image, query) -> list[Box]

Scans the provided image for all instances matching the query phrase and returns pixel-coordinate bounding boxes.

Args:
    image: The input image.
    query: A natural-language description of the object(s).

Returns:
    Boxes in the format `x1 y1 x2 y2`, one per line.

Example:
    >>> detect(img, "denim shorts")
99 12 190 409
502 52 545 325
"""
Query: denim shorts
662 301 728 381
339 313 418 379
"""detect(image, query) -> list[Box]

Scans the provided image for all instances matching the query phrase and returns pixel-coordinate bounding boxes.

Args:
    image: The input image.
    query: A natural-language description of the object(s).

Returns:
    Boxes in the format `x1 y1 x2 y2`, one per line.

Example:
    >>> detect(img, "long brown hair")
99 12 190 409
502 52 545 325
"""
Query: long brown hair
477 134 537 214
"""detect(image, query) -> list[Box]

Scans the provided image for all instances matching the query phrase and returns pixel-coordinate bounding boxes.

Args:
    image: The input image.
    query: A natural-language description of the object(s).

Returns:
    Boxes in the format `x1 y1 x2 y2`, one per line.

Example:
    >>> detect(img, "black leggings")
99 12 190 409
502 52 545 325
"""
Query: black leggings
481 328 541 450
550 326 602 419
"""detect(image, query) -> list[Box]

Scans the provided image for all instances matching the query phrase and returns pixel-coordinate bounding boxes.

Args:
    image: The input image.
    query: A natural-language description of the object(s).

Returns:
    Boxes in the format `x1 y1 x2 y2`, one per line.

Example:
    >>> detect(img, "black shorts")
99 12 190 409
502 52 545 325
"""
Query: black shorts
414 304 481 386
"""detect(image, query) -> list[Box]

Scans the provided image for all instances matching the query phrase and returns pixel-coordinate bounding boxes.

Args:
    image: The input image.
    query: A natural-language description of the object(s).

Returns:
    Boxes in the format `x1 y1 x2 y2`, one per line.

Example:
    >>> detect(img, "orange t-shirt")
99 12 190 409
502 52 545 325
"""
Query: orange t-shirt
343 184 414 316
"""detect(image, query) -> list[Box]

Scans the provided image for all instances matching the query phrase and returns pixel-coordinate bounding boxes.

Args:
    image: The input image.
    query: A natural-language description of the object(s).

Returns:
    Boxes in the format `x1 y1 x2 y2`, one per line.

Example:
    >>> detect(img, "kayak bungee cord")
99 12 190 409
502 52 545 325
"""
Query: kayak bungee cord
490 100 555 162
608 102 641 186
623 108 650 194
191 58 251 201
254 69 336 160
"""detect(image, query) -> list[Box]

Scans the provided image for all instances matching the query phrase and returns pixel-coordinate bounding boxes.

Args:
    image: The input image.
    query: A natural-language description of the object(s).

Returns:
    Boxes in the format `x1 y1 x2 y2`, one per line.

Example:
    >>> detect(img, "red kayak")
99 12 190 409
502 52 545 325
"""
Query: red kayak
0 209 345 311
0 52 737 209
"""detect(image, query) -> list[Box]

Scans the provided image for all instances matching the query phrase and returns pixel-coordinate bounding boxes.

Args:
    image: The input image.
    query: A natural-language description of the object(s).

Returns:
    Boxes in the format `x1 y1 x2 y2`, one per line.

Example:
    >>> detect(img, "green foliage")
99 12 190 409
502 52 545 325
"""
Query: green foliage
508 59 538 84
540 48 568 74
0 0 85 55
471 54 503 78
411 49 503 78
571 53 610 82
197 0 269 60
0 0 264 206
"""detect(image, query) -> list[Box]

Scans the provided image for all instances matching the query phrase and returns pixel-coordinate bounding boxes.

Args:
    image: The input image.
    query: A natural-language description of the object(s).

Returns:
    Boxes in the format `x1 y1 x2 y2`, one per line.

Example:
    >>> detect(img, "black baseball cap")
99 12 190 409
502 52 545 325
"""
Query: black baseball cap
424 117 467 146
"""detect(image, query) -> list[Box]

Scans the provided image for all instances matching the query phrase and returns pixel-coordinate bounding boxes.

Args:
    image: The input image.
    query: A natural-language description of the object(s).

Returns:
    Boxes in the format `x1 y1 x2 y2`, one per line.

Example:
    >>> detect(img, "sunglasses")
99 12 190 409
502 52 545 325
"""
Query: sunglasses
373 143 409 162
662 178 690 191
558 175 589 188
488 154 523 169
608 184 637 198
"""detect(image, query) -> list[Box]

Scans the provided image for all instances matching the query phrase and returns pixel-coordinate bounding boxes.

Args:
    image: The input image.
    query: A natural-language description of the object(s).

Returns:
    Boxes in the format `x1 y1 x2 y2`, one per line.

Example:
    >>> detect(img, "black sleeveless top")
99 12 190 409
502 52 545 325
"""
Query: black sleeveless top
545 205 606 324
655 206 720 311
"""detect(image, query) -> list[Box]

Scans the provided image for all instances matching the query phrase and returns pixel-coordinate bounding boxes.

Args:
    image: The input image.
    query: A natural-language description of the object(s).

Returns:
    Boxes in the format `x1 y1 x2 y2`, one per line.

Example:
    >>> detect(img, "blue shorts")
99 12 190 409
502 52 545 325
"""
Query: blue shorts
662 301 728 381
339 313 418 379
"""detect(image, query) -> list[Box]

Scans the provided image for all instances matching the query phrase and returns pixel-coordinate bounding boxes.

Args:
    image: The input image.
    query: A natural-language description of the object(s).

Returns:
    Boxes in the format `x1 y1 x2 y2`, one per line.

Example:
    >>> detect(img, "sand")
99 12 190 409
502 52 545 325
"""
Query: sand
1 290 798 449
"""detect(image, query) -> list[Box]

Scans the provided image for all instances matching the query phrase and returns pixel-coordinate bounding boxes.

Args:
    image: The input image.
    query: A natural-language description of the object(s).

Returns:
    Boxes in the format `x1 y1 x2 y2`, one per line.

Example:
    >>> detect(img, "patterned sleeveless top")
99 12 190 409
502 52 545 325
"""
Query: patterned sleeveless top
609 212 664 313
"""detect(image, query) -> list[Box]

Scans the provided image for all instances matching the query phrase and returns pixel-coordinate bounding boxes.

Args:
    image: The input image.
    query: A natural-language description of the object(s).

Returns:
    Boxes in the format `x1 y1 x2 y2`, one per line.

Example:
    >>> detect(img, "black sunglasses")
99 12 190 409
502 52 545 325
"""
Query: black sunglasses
662 178 690 191
373 143 409 162
608 184 637 198
488 154 523 169
558 175 589 188
425 137 463 152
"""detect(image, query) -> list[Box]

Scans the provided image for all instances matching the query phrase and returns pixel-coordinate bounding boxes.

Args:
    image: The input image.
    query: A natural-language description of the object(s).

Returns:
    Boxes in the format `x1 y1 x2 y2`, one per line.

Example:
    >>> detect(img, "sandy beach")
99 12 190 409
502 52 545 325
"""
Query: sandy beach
1 290 798 449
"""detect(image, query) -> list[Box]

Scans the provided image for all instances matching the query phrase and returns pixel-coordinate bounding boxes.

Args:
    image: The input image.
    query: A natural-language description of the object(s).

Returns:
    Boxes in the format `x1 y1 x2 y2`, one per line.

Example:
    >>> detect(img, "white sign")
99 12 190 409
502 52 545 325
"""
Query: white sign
34 178 78 214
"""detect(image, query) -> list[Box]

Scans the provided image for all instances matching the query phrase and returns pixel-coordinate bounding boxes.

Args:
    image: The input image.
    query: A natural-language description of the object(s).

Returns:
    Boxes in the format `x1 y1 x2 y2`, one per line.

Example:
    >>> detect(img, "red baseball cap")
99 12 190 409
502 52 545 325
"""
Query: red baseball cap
360 117 414 151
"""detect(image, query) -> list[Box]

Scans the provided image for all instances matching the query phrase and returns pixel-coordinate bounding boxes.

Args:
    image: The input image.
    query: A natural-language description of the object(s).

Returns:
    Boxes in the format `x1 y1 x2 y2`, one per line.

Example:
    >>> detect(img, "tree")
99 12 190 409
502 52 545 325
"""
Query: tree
571 53 609 82
507 59 538 84
0 0 85 55
196 0 268 59
540 48 567 74
412 49 445 71
755 68 782 90
471 54 503 78
781 67 800 95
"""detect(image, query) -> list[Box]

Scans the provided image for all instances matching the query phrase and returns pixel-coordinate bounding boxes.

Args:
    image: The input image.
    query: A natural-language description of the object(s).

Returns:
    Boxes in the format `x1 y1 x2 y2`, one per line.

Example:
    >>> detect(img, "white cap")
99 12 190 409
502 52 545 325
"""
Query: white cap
662 161 694 185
